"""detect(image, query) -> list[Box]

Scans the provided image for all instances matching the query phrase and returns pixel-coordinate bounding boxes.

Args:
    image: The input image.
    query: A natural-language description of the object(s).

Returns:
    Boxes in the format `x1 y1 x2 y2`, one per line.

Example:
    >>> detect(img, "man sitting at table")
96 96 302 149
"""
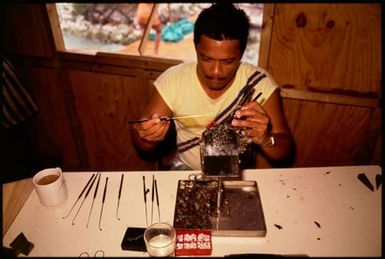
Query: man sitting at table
131 3 294 170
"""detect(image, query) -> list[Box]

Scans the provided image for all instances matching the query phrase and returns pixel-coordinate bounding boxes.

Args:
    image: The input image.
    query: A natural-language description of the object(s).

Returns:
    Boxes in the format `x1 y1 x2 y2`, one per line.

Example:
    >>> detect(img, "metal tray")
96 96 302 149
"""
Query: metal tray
173 179 267 237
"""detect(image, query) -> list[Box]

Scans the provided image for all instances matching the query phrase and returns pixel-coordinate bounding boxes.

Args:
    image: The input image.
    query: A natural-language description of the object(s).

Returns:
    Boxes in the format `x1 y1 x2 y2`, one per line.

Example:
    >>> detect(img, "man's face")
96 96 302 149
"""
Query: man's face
196 35 243 93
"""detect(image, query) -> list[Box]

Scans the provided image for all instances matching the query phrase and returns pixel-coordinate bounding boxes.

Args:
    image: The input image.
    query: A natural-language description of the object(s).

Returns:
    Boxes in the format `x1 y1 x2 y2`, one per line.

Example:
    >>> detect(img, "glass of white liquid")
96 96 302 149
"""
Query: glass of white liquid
144 222 176 257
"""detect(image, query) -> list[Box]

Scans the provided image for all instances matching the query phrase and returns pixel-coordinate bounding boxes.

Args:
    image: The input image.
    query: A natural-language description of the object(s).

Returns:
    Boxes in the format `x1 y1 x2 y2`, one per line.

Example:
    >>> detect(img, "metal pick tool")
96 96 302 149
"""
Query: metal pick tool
233 90 262 120
116 173 124 220
62 173 95 219
99 177 109 231
98 177 109 230
86 172 101 228
142 175 149 227
154 179 161 222
127 113 211 124
151 175 155 225
71 173 98 225
216 177 223 230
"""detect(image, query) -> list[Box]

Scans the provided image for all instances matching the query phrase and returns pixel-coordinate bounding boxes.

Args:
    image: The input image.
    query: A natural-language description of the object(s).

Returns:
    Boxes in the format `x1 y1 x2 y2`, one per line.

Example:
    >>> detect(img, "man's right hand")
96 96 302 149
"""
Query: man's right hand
135 113 170 142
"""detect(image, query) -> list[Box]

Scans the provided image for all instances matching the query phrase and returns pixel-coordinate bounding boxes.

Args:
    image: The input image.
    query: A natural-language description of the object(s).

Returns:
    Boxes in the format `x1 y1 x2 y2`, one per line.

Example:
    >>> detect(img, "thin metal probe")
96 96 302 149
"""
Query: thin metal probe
99 177 109 231
217 178 223 215
154 179 161 222
127 113 211 124
142 175 149 227
237 88 255 110
216 177 223 230
116 173 124 220
229 88 255 123
62 173 95 219
86 172 101 228
151 174 155 225
71 173 98 225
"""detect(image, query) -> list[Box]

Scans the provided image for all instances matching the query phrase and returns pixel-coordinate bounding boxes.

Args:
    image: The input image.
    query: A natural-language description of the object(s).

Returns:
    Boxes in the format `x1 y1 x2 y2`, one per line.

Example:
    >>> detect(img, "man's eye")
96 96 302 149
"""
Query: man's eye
222 60 233 65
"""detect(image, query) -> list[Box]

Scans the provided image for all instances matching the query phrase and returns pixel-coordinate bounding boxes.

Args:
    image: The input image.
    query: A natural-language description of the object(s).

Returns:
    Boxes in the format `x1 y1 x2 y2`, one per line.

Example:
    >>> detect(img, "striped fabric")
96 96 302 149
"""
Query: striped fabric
1 60 39 128
214 71 265 125
176 71 266 154
177 137 201 153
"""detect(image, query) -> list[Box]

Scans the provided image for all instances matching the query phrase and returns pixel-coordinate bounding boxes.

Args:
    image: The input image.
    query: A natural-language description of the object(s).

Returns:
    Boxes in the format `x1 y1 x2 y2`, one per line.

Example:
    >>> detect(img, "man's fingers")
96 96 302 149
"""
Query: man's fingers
240 101 265 113
137 118 170 141
149 121 170 141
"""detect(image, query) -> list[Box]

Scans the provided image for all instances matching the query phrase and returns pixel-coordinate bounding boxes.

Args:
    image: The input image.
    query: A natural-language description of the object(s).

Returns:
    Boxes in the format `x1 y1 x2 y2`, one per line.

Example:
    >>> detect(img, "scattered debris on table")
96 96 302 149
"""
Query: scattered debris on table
274 224 283 230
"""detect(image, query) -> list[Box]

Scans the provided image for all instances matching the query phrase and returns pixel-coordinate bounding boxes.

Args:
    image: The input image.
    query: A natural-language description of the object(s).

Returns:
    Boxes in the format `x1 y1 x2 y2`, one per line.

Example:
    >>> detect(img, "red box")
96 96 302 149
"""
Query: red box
175 229 212 256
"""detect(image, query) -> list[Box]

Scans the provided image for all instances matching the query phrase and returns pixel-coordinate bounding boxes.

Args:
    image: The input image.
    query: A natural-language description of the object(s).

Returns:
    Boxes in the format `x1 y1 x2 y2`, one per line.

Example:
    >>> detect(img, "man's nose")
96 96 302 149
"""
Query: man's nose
211 61 223 76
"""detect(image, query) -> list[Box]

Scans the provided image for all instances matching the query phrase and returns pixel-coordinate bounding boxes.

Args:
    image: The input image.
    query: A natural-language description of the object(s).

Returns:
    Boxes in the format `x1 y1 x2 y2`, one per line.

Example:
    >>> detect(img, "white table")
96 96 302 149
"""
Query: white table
2 166 382 257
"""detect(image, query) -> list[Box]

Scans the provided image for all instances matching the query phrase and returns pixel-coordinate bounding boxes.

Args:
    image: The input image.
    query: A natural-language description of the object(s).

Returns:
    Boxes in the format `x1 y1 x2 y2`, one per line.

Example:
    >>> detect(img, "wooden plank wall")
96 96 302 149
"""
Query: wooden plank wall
2 3 381 173
3 4 179 171
58 54 172 171
257 3 381 168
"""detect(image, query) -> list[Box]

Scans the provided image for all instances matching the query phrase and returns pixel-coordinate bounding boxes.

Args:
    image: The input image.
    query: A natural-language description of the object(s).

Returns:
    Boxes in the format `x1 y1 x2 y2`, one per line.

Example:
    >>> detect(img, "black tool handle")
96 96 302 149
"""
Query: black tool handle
85 173 98 198
79 174 95 199
93 173 101 198
154 179 159 206
102 177 109 203
142 176 147 202
118 174 124 199
128 116 170 124
151 175 155 202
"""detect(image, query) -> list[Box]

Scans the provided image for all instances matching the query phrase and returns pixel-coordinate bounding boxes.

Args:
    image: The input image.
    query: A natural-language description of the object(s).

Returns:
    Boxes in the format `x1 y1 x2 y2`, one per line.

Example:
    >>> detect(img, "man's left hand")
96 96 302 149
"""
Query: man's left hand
231 101 272 145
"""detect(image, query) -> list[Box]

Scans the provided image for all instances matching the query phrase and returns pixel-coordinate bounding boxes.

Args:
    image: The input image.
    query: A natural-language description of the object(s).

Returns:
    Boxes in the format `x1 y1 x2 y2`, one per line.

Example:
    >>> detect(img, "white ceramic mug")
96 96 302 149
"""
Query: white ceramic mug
32 167 68 207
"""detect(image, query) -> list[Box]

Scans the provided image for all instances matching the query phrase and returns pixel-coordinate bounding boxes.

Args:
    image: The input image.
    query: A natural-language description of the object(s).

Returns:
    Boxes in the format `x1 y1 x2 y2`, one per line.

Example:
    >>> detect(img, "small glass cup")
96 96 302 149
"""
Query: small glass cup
144 222 176 257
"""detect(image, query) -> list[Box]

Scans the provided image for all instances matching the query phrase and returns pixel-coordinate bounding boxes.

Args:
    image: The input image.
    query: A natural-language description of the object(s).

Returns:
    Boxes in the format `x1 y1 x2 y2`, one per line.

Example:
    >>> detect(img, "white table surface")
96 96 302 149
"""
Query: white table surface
2 165 382 257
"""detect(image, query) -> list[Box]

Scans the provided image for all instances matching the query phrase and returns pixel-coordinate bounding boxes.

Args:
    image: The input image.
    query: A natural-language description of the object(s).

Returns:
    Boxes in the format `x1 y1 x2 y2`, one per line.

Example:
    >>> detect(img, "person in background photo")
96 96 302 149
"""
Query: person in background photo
135 3 171 55
131 3 294 170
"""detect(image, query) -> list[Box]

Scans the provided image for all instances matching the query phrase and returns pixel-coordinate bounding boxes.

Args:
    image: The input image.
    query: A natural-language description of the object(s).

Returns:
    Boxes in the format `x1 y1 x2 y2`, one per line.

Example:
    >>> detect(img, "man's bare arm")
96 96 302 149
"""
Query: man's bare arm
232 89 294 161
130 88 173 152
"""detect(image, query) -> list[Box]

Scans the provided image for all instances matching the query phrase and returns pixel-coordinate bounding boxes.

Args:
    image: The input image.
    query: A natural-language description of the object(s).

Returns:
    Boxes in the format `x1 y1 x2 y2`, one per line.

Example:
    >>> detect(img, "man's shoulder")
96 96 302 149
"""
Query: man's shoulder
239 62 269 75
239 62 276 81
155 61 196 86
238 62 278 87
164 61 196 75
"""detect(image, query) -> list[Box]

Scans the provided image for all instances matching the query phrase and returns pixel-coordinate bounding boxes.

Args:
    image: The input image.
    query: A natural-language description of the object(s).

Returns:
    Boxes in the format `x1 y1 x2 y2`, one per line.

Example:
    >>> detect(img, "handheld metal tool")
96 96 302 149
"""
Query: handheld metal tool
127 113 211 124
154 179 161 222
216 177 223 230
151 174 155 224
71 173 98 225
142 175 149 226
116 173 124 220
99 177 109 231
62 173 95 219
234 90 262 119
86 172 101 228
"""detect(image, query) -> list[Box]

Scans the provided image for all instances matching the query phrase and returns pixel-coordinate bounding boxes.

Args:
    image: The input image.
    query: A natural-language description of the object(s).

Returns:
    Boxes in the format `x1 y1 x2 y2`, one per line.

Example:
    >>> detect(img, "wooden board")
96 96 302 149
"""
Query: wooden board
2 179 34 236
268 4 381 94
66 69 157 171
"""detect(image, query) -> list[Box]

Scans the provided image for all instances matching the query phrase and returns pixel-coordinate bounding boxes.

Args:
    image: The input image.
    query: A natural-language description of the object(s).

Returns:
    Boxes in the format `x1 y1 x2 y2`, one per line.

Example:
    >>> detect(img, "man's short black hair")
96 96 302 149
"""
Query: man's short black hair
194 3 250 53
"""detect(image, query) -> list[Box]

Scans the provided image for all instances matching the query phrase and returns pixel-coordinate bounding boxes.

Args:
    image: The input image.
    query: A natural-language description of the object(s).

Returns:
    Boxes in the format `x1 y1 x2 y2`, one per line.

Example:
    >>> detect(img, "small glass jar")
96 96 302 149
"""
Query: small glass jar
200 124 243 177
144 222 176 257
